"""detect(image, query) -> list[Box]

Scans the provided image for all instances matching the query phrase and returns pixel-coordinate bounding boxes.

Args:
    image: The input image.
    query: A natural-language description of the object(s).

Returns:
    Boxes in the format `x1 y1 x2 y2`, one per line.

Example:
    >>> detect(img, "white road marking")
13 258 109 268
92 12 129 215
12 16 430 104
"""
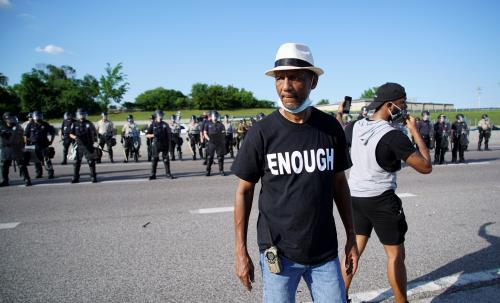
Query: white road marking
190 207 234 214
0 222 20 230
348 267 500 303
397 192 417 198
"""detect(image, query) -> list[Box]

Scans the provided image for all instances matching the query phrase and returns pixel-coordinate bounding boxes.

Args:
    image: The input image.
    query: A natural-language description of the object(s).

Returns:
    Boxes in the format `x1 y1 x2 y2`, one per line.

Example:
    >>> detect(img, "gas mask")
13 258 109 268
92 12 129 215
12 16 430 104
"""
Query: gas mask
388 103 408 124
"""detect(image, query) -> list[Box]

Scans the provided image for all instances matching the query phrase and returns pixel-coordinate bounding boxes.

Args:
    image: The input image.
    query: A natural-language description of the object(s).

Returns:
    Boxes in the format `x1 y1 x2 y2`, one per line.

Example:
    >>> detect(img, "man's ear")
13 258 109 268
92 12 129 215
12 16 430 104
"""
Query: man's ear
310 74 318 90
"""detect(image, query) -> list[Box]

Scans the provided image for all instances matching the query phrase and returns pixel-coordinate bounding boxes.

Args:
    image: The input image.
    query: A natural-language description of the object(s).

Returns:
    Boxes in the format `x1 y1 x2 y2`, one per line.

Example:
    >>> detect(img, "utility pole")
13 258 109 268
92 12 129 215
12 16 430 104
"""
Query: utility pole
476 86 482 109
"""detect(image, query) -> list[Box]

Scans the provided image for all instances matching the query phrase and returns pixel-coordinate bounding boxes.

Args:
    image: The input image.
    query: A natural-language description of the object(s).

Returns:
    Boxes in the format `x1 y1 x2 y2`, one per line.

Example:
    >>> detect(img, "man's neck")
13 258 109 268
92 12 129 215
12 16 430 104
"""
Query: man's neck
279 107 311 124
370 108 390 122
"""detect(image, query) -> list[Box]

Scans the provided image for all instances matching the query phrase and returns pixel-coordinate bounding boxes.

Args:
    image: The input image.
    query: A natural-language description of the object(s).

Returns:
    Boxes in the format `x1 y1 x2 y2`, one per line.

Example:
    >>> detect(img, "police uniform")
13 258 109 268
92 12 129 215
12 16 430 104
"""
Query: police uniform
96 119 115 163
416 119 434 149
122 121 141 162
200 117 210 164
60 117 76 165
451 118 468 163
236 120 248 150
24 120 55 178
205 121 226 176
433 121 450 165
477 116 492 151
147 120 174 179
145 117 154 162
169 120 183 160
70 118 98 183
0 115 31 186
187 121 202 160
223 120 235 158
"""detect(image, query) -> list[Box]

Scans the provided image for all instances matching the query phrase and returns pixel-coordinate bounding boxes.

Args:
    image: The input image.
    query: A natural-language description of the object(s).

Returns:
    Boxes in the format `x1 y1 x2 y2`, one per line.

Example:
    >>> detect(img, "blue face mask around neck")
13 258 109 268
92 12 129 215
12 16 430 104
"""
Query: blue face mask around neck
278 97 313 114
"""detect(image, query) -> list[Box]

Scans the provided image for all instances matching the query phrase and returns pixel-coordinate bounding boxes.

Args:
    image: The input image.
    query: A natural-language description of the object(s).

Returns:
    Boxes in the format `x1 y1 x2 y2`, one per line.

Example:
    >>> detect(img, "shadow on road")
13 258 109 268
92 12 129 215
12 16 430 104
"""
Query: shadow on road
368 222 499 302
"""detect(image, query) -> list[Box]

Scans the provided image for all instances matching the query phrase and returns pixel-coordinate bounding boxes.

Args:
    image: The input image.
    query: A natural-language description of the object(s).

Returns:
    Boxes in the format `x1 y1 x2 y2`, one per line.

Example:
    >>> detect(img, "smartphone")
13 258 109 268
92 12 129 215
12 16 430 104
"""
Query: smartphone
343 96 352 114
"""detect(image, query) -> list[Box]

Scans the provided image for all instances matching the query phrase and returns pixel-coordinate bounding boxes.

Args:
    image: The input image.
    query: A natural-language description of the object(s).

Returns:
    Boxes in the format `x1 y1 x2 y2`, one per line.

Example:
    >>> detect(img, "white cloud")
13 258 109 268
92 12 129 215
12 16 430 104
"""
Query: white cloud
35 44 65 55
0 0 11 8
18 13 35 19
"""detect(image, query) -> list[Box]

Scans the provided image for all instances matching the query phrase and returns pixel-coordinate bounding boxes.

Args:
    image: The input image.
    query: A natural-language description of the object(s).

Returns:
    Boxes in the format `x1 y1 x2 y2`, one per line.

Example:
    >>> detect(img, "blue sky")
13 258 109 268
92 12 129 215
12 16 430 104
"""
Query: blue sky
1 0 499 108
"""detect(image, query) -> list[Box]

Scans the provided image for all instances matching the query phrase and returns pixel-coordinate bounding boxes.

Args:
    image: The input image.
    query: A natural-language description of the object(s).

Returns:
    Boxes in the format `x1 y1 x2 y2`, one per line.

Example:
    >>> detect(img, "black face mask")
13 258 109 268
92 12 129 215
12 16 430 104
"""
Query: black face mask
388 103 408 124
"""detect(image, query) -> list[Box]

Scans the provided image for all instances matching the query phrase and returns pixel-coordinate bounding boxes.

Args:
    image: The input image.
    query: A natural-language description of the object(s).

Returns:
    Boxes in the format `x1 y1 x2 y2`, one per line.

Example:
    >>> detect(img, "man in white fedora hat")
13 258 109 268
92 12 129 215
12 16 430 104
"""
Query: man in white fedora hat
232 43 359 302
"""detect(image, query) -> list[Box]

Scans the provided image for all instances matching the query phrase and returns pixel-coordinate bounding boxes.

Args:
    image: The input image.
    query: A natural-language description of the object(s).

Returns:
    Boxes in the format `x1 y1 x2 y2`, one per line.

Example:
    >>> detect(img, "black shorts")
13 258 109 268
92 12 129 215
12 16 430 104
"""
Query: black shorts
352 190 408 245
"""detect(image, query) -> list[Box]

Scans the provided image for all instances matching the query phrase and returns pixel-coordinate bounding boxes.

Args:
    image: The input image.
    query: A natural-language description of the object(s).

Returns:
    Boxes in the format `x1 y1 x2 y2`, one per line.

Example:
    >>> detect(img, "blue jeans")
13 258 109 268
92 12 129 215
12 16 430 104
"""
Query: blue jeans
260 253 346 303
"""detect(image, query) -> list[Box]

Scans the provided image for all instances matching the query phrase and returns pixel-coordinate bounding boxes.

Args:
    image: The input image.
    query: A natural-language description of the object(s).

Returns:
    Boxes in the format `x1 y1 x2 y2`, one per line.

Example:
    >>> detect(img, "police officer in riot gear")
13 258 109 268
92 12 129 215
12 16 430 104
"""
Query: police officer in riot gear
222 115 235 158
451 113 469 163
0 112 32 186
145 114 155 161
24 111 55 179
477 114 492 151
200 113 211 164
187 115 202 160
121 114 141 163
169 114 183 161
146 110 175 180
416 110 434 149
433 114 451 165
60 112 76 165
69 108 98 183
204 111 226 176
96 112 116 163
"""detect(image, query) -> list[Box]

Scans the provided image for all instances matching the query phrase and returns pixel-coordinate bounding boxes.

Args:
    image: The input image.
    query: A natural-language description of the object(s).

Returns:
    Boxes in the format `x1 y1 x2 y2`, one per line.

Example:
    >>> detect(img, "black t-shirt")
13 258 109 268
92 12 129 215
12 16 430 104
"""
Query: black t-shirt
231 108 351 265
345 120 415 172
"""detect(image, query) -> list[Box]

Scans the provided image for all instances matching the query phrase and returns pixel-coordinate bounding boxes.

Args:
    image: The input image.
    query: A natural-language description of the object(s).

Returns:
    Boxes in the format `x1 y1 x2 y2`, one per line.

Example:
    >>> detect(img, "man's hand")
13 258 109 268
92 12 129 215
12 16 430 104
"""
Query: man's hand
405 115 417 133
235 251 254 291
344 234 359 276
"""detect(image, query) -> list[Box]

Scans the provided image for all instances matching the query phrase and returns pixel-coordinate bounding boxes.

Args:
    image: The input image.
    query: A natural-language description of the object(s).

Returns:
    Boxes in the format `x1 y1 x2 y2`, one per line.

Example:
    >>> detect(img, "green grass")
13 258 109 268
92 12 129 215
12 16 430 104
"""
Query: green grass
48 108 277 124
416 109 500 125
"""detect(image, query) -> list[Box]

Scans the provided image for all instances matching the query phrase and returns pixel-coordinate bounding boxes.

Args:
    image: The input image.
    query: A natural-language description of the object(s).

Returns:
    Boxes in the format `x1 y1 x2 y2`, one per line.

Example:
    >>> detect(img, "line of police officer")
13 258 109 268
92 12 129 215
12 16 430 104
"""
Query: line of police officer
416 111 494 165
0 109 267 186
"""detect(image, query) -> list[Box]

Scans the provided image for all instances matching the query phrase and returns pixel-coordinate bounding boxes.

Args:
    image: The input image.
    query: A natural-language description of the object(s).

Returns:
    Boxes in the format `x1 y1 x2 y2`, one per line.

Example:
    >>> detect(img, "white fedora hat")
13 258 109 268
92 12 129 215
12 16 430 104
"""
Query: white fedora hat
265 43 324 77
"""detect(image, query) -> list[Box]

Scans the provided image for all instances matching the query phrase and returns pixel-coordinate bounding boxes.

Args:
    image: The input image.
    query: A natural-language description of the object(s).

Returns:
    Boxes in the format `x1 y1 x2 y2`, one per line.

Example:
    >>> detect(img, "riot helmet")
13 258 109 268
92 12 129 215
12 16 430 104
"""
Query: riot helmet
211 111 220 122
154 110 164 121
76 108 88 120
422 110 430 121
482 113 489 119
64 112 72 120
2 112 18 126
190 115 197 123
150 114 155 121
127 114 134 122
456 113 464 122
171 114 177 122
257 113 265 121
33 111 43 122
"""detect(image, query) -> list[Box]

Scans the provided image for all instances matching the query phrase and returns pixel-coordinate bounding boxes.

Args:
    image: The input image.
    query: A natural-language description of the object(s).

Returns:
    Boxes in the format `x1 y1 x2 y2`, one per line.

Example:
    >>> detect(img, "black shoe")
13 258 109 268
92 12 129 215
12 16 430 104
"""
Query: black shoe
96 159 101 164
485 148 490 151
25 179 32 186
123 159 128 163
0 180 9 187
203 160 207 165
60 161 67 165
220 171 226 176
193 156 196 160
48 174 55 179
149 175 156 180
166 173 176 179
36 174 43 179
71 178 79 184
206 171 211 176
91 177 97 183
459 159 465 163
110 159 114 163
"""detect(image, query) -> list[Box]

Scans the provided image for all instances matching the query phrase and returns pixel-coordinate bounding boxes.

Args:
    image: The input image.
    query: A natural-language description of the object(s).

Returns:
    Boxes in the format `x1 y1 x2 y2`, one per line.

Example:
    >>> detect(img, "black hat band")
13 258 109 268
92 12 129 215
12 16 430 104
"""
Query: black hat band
275 58 313 68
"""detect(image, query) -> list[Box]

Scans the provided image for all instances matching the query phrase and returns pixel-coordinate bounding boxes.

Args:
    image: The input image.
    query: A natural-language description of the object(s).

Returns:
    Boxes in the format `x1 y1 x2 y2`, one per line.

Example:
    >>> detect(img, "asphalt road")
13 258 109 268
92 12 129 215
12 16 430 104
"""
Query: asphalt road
1 132 499 302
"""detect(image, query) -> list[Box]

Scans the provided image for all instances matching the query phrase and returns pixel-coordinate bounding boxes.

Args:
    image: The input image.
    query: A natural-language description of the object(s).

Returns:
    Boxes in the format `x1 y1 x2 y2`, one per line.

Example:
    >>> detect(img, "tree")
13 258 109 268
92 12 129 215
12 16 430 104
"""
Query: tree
13 65 100 118
0 73 21 114
360 87 378 99
135 87 186 111
316 99 330 105
190 83 274 110
98 63 129 111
